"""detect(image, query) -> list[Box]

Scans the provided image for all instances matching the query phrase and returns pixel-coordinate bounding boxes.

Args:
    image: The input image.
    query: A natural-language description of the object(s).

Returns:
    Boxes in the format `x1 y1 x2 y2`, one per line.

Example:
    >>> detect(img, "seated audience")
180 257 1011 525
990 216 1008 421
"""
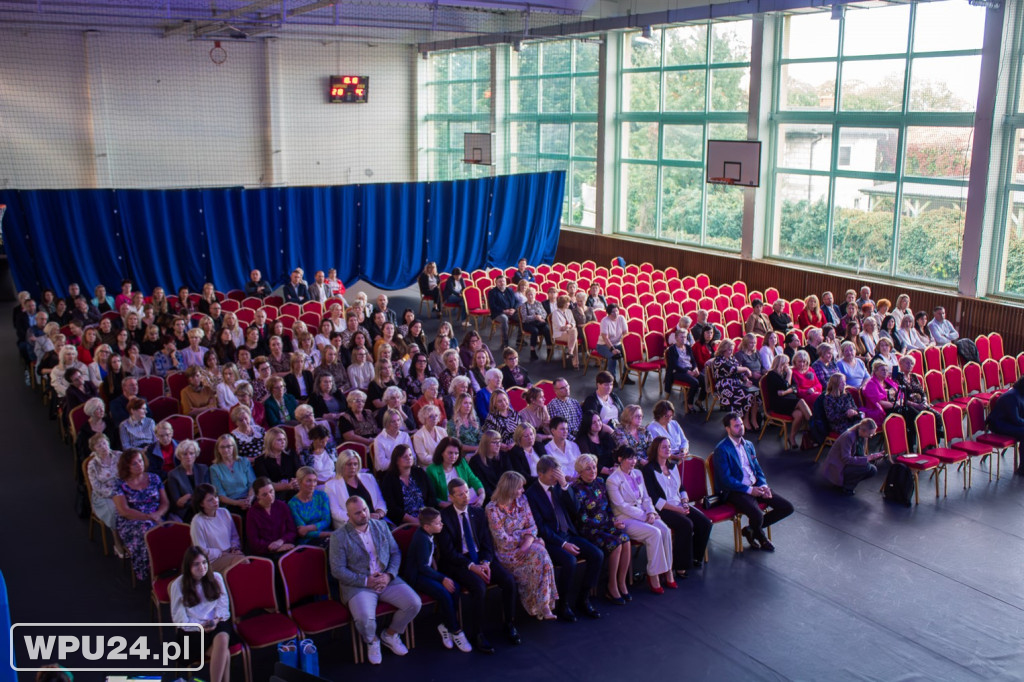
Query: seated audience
288 466 332 546
85 433 125 557
166 439 209 521
987 377 1024 475
836 341 870 388
928 306 959 345
769 299 793 332
189 483 246 574
582 371 623 428
381 444 437 526
144 421 178 478
708 340 760 431
426 437 485 507
612 404 651 462
209 434 255 514
337 390 380 446
168 546 236 682
468 430 504 498
113 448 169 581
253 426 300 495
325 450 387 529
246 476 297 557
861 361 899 426
119 398 157 451
229 404 265 460
792 350 823 407
374 408 415 473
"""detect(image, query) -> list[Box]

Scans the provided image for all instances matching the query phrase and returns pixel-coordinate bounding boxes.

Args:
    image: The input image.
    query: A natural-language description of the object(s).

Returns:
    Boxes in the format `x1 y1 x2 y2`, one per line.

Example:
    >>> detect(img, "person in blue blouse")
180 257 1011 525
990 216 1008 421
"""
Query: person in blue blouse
288 466 332 546
209 434 256 514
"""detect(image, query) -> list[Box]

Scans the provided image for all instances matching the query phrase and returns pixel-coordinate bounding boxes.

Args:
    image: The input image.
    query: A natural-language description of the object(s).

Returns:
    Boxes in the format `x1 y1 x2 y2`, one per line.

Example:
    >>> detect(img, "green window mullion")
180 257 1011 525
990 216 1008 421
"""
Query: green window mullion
888 10 919 277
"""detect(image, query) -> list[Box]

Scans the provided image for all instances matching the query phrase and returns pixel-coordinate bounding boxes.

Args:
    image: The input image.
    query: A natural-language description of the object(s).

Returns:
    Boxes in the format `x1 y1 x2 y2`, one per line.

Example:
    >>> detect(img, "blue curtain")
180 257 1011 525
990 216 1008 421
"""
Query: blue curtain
0 172 564 296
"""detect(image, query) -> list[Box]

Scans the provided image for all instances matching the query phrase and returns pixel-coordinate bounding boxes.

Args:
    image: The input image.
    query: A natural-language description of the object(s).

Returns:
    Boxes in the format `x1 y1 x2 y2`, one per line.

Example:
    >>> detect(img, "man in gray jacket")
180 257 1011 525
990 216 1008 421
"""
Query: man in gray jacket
330 496 421 664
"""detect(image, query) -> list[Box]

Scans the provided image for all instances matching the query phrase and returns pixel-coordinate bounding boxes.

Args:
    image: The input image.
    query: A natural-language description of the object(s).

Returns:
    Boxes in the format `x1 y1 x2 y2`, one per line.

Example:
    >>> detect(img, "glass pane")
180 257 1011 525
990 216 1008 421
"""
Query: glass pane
661 167 703 243
625 29 663 69
430 54 449 81
663 125 703 162
780 62 837 110
903 127 973 179
621 163 658 236
539 157 568 172
512 155 539 174
664 70 706 112
516 79 538 114
996 201 1024 294
712 20 751 63
781 13 839 59
542 41 571 74
475 50 490 80
777 124 833 171
897 190 965 283
431 121 449 150
624 71 661 111
622 122 659 160
475 83 492 114
574 76 599 114
574 122 597 158
831 177 895 273
541 77 571 113
1010 128 1024 184
450 82 474 113
540 124 569 155
514 122 538 155
575 40 600 71
516 43 539 76
773 173 829 262
570 161 598 227
451 51 473 80
909 56 981 112
706 184 744 250
710 67 750 111
913 1 986 53
840 59 905 112
430 84 448 115
708 123 747 141
836 127 899 174
664 24 707 66
842 4 909 56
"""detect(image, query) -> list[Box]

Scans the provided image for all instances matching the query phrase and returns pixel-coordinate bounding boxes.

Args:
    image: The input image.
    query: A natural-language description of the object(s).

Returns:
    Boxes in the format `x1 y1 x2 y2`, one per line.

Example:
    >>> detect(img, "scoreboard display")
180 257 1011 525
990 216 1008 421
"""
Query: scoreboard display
329 75 369 103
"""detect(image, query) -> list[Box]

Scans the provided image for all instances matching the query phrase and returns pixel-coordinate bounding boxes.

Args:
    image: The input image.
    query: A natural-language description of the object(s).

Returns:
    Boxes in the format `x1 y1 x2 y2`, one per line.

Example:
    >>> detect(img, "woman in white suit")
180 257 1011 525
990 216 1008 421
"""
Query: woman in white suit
324 450 388 529
605 447 676 594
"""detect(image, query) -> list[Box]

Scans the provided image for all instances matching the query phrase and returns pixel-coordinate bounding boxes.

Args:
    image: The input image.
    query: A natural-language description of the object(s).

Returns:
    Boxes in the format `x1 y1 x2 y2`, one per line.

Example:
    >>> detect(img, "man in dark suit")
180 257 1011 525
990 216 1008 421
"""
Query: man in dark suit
712 412 794 552
282 269 309 304
436 478 520 653
244 269 272 299
486 276 519 349
821 291 843 326
526 456 603 622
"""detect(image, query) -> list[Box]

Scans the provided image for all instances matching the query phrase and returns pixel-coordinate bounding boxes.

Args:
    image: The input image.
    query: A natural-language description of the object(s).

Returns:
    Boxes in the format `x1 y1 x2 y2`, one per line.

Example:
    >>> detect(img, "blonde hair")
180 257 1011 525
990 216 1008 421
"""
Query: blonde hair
491 470 526 507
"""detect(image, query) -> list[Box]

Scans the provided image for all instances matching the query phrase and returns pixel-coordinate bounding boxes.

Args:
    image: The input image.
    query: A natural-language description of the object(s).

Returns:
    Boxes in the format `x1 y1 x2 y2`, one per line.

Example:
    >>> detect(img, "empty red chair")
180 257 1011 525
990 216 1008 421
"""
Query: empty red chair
909 350 925 379
942 365 970 406
764 287 779 304
988 332 1004 359
924 370 961 413
730 293 746 309
279 546 358 660
625 303 645 321
790 298 805 321
695 274 710 289
280 302 300 318
300 312 321 329
705 285 720 299
725 321 743 340
149 396 180 424
687 287 703 301
681 276 696 290
882 414 940 503
235 308 255 325
226 557 300 677
166 372 189 404
941 403 993 485
1000 355 1018 388
622 332 660 388
963 362 995 403
220 299 240 312
145 522 193 624
626 317 646 337
241 297 263 310
915 409 968 495
714 295 730 311
652 280 669 295
662 301 681 317
197 437 217 466
671 289 688 304
722 308 740 324
974 335 990 362
967 397 1016 480
581 322 605 375
647 316 667 336
940 343 960 369
197 408 231 439
644 302 663 320
261 305 278 321
923 346 942 374
137 376 165 402
1019 352 1024 379
732 280 747 296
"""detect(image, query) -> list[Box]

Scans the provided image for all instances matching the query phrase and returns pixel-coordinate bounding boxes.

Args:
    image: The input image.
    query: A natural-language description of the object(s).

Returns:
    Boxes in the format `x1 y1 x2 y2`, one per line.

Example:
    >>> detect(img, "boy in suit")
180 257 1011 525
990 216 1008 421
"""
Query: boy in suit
400 507 472 652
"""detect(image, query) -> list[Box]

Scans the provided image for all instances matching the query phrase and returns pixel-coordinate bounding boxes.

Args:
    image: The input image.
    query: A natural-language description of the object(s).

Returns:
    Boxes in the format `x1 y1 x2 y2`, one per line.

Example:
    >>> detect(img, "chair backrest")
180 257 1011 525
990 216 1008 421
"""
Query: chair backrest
681 455 709 501
974 335 990 362
923 370 946 404
166 372 189 403
647 316 667 336
1000 355 1018 387
235 308 255 325
536 380 557 405
940 404 965 443
943 365 965 400
82 455 96 499
583 322 602 351
966 397 987 437
1018 352 1024 379
643 331 666 360
941 343 960 369
910 349 924 378
695 273 710 289
69 404 88 439
280 303 301 318
241 297 263 310
279 545 330 609
882 414 908 457
989 332 1004 359
923 346 942 373
982 358 1001 391
507 387 527 412
197 437 217 466
261 305 279 321
622 332 644 363
137 376 166 401
162 415 195 442
220 299 241 313
144 522 193 581
915 410 940 451
226 556 280 620
197 408 231 439
704 451 722 493
764 287 780 304
963 361 984 395
758 375 772 413
392 524 418 556
149 396 180 424
790 298 805 320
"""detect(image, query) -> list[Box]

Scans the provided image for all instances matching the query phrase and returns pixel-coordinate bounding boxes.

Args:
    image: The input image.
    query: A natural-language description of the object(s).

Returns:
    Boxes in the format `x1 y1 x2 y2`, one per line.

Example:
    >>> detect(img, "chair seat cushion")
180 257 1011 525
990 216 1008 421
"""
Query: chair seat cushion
923 447 968 464
698 503 739 524
767 412 793 422
977 433 1016 448
951 441 992 456
897 454 940 470
236 613 298 648
291 601 350 635
629 361 663 371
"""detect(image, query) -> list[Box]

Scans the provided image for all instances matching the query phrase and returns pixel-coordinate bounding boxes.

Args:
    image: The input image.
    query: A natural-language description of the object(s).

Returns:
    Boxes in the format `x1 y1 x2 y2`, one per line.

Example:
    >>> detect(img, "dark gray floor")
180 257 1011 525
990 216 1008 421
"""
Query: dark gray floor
3 286 1024 682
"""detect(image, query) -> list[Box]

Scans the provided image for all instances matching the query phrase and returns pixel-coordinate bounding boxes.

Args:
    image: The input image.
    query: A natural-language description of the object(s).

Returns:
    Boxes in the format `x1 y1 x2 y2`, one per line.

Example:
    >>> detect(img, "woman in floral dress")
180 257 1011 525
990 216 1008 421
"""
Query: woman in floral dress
485 471 557 620
708 339 760 431
113 448 169 580
571 453 631 604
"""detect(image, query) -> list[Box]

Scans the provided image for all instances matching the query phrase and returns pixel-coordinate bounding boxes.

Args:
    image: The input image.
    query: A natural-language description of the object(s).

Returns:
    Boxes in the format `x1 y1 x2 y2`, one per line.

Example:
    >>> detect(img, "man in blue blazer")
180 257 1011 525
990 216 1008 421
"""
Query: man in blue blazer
712 412 794 552
526 456 603 622
282 269 310 304
820 291 843 326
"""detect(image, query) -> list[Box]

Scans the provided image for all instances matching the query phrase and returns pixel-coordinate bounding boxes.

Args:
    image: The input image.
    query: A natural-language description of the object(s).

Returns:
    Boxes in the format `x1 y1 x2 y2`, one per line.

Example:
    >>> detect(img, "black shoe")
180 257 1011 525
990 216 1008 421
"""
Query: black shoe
505 624 521 646
757 531 775 552
603 591 626 606
530 349 539 361
621 591 632 602
692 559 704 569
474 634 495 654
577 599 601 619
741 526 761 550
556 605 578 623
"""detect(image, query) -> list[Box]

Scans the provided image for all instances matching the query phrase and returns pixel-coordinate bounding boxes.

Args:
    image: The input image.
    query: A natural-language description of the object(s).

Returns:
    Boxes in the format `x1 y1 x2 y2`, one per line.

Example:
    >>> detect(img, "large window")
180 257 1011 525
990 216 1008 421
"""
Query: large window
510 39 599 227
992 12 1024 299
422 48 492 181
616 20 752 251
770 2 986 285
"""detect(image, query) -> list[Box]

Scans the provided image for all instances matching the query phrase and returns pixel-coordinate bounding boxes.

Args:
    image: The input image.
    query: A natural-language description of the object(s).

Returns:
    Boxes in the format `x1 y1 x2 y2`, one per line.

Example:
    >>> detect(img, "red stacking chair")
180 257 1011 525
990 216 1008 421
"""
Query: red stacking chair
280 302 301 318
941 403 992 485
923 346 942 374
261 305 279 321
981 358 1002 394
940 343 960 369
166 372 189 405
942 365 970 407
463 286 491 331
988 332 1004 359
621 333 653 388
197 408 231 439
264 295 284 307
909 350 924 379
967 397 1016 480
235 308 255 325
197 437 217 466
962 362 995 403
695 274 710 289
226 289 245 302
974 335 990 362
144 522 193 626
149 396 180 424
915 409 968 496
790 298 805 321
1018 352 1024 379
581 322 605 375
241 297 263 310
682 455 740 556
300 312 321 328
161 415 195 442
758 375 793 444
923 370 962 414
764 287 779 304
999 355 1018 388
225 557 300 679
507 387 527 412
220 299 240 312
279 546 358 661
881 414 940 503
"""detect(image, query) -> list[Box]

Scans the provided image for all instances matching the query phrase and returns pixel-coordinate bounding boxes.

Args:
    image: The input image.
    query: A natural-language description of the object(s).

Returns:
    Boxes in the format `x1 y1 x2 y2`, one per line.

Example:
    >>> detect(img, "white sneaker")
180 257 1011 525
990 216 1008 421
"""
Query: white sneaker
366 639 382 665
380 631 409 656
437 623 453 649
451 630 473 653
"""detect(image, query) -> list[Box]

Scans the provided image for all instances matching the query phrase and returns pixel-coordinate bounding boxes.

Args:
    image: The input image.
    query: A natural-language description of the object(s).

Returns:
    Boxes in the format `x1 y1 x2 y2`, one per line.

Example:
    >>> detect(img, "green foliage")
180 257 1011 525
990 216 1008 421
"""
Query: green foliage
896 207 964 282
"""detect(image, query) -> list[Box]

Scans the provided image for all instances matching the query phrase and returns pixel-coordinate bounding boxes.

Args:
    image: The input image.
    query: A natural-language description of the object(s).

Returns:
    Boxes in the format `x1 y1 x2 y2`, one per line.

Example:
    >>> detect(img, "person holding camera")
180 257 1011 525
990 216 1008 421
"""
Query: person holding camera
821 419 886 495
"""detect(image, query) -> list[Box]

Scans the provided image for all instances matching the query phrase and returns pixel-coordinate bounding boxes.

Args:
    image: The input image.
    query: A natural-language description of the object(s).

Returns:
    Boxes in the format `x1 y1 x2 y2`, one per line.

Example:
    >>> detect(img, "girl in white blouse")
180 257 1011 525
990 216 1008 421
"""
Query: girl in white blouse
189 484 247 574
169 546 236 682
